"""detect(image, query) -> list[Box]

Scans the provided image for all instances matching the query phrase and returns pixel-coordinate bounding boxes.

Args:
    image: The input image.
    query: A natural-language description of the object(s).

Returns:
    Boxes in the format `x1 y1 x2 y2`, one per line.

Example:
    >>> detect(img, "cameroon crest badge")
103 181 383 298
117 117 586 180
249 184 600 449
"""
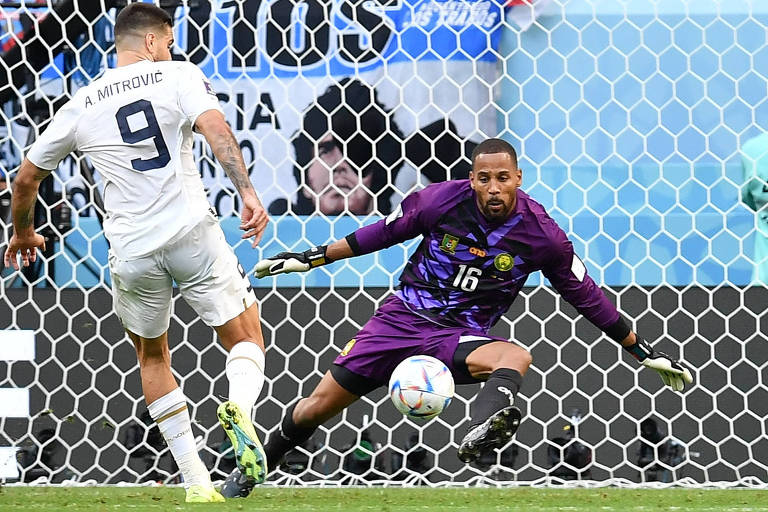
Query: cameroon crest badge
494 253 514 271
439 234 459 254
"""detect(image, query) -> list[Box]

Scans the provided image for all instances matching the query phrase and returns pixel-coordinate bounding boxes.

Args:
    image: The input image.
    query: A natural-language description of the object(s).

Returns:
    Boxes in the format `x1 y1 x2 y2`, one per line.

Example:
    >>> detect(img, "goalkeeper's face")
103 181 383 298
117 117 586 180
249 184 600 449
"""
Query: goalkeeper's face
470 152 522 222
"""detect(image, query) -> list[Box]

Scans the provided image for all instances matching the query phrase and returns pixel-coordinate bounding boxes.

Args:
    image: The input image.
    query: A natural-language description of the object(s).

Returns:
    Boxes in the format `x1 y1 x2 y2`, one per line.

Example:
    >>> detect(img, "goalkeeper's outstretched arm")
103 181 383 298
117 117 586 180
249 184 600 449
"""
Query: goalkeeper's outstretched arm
551 267 694 391
253 238 355 278
254 186 430 278
543 225 694 392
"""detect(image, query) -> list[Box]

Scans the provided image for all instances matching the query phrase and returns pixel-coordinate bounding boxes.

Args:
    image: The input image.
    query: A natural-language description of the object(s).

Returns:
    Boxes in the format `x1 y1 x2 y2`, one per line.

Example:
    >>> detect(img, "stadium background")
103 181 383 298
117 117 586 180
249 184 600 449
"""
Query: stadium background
1 0 767 486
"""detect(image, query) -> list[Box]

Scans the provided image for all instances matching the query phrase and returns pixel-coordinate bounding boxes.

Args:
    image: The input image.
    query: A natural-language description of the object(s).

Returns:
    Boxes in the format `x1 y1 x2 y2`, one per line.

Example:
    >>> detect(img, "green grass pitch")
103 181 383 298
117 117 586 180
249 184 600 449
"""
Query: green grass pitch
1 487 767 511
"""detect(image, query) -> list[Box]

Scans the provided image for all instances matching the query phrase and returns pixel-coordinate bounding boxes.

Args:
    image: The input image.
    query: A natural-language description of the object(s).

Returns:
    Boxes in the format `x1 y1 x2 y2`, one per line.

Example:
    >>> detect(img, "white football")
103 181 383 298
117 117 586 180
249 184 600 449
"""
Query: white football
388 355 455 421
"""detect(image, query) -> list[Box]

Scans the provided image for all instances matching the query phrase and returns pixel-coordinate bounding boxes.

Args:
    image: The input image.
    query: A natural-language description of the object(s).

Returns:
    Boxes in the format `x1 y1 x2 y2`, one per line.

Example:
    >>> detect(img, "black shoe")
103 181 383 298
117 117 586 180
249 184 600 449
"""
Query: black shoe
220 467 256 498
457 405 522 464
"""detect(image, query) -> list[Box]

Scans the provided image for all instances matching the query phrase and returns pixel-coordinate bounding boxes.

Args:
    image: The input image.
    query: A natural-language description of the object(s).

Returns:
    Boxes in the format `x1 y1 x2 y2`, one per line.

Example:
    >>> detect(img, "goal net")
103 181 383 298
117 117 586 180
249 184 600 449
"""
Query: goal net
1 0 766 487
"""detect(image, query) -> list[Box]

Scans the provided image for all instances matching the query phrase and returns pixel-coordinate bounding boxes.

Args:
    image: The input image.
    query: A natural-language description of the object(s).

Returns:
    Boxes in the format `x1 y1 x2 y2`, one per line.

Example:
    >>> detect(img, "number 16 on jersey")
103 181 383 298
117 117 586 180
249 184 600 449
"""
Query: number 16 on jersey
453 264 481 292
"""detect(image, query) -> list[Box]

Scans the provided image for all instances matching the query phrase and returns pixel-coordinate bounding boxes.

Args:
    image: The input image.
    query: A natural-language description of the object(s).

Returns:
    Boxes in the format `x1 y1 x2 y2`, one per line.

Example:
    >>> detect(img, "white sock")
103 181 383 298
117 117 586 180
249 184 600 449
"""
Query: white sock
147 388 210 488
226 341 266 419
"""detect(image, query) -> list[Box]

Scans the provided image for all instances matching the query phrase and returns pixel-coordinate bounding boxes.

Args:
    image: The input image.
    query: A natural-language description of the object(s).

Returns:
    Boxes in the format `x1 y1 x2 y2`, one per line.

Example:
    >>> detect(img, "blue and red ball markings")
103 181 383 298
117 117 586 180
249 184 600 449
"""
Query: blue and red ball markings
392 380 425 415
391 362 451 416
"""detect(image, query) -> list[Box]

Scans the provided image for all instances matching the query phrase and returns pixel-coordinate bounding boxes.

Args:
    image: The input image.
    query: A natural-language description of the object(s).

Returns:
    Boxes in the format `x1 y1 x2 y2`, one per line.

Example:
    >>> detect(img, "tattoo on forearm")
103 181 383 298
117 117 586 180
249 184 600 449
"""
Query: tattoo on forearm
17 207 34 230
11 162 48 233
215 130 253 194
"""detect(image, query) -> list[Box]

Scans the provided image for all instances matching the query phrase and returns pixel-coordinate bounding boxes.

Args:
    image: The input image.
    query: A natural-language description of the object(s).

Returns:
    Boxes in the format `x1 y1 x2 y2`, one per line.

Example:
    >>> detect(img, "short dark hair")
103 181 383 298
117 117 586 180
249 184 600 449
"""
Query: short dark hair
291 78 404 215
471 138 518 167
114 3 173 44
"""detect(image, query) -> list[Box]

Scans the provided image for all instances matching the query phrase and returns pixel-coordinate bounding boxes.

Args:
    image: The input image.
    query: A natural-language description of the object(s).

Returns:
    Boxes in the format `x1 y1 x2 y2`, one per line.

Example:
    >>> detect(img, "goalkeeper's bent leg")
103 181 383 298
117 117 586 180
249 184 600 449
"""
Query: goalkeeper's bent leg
266 370 361 471
459 369 525 464
464 341 531 428
469 368 524 428
458 342 531 463
264 402 318 472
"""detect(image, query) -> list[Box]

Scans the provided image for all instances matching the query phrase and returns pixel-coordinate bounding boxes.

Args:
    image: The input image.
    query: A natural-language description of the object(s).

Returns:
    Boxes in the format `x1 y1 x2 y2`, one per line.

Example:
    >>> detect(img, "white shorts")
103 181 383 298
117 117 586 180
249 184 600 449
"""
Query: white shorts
108 214 256 339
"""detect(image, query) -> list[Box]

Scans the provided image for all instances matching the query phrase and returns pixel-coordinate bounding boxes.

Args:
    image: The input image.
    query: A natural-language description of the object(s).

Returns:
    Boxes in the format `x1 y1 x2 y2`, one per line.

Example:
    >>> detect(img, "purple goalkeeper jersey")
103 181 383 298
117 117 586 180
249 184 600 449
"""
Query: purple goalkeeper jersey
350 180 621 333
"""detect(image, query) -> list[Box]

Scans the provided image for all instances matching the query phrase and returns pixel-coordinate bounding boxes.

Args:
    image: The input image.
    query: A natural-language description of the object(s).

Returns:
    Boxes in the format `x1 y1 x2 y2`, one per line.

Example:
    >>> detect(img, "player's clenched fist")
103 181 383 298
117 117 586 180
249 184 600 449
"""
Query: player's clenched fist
253 246 331 278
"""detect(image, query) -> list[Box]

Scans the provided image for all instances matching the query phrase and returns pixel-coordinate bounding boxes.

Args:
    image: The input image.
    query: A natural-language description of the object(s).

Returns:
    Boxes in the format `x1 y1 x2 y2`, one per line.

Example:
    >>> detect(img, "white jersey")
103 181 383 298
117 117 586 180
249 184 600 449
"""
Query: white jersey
27 60 222 260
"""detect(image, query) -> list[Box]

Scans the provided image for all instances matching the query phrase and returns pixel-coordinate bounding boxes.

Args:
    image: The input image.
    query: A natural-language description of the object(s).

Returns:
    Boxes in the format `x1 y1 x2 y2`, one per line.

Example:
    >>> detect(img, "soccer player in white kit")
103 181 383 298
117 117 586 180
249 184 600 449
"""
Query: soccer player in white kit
4 4 268 502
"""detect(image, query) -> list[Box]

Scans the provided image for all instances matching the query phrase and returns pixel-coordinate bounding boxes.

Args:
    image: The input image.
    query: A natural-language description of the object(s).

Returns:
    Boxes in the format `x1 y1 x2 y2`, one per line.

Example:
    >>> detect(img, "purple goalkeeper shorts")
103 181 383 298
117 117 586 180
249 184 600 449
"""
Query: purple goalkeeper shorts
330 294 509 396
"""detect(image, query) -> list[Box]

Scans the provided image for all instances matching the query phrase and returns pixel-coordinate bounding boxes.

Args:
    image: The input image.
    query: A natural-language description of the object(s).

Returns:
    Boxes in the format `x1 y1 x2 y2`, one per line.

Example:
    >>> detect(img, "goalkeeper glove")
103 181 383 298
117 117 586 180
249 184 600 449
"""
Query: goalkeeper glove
253 245 331 278
624 337 694 392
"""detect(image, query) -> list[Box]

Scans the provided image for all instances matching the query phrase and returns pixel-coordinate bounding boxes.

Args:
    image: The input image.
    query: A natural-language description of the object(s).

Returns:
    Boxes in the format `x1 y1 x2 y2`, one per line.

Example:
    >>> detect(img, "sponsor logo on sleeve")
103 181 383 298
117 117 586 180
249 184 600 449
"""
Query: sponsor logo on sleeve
439 234 460 254
571 254 586 282
203 80 216 96
385 203 403 225
494 253 514 271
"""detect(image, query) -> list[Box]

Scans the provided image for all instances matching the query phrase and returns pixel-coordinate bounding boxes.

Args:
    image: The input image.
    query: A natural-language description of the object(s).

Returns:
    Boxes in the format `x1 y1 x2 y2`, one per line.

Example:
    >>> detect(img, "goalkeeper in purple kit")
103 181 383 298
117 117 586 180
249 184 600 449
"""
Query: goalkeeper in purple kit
221 138 693 496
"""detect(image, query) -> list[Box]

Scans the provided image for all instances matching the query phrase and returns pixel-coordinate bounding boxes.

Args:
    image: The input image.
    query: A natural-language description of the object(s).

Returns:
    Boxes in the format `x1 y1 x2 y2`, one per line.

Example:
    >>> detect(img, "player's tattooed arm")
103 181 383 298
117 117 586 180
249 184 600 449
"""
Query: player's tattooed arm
195 109 268 246
219 132 253 194
3 159 50 270
209 127 253 195
12 159 50 232
195 110 254 197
